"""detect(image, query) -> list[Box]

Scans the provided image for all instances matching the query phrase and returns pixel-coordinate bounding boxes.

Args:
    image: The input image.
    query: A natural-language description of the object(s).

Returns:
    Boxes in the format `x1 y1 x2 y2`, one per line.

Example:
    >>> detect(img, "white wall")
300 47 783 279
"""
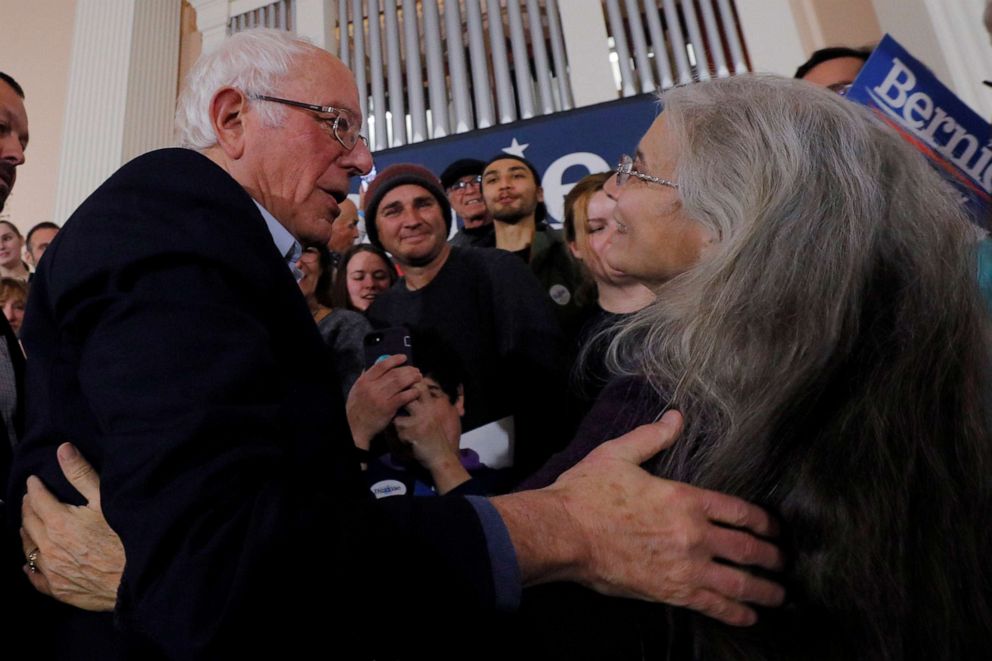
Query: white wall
0 0 76 231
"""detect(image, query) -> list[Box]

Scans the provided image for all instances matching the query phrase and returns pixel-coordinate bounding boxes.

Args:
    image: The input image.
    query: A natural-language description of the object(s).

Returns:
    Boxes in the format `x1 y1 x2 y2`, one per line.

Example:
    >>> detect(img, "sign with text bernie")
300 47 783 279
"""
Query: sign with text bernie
846 34 992 228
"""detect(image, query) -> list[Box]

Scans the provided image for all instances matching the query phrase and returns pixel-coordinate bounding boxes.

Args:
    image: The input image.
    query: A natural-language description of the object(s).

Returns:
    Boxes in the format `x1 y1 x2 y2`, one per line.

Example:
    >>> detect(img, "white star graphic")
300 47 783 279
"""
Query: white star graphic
502 138 530 158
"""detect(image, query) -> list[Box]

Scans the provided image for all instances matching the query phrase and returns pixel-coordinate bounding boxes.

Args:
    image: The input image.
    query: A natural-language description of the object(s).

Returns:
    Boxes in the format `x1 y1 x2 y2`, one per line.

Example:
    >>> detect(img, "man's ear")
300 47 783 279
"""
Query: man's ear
536 186 544 203
455 385 465 417
209 87 249 159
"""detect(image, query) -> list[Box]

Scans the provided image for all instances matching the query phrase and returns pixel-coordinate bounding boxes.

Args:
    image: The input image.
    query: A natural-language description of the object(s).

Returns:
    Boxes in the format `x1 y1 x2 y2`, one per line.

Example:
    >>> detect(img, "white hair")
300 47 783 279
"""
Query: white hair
175 28 316 150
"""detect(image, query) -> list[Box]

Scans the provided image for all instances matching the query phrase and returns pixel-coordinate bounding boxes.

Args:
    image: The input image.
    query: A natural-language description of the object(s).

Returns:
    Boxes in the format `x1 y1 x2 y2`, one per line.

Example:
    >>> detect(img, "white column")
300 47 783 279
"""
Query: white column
123 2 182 163
557 0 616 107
54 0 182 224
295 0 336 50
190 0 230 53
872 0 992 119
734 0 806 76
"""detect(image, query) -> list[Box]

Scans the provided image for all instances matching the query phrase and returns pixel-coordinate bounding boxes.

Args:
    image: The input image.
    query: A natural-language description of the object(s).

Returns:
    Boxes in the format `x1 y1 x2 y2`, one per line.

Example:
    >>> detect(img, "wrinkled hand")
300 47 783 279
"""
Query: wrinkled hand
393 382 469 494
346 354 422 449
494 411 785 627
20 443 124 612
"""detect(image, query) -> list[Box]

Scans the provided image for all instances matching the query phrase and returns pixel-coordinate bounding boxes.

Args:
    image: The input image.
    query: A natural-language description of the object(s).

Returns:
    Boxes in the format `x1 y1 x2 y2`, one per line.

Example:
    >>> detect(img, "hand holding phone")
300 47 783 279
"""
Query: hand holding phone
347 336 421 450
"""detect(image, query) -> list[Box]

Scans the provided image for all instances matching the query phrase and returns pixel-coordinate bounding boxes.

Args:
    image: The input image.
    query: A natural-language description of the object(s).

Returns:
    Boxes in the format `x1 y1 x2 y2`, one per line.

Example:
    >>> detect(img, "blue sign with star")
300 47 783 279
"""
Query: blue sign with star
355 94 662 226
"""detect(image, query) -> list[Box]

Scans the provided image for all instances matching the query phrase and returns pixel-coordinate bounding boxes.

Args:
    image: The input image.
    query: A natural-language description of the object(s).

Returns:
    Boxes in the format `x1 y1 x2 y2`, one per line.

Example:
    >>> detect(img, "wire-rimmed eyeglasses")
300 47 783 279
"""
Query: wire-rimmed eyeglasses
615 154 679 190
251 94 368 151
448 175 482 192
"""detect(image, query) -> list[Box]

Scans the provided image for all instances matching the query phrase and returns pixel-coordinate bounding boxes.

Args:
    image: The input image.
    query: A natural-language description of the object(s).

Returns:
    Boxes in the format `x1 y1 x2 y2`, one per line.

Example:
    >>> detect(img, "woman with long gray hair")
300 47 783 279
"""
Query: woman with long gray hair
520 74 992 659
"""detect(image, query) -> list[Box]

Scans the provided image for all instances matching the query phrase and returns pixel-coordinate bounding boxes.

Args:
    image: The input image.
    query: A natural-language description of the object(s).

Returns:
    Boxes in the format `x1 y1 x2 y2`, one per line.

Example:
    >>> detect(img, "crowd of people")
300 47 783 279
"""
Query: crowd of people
1 8 991 660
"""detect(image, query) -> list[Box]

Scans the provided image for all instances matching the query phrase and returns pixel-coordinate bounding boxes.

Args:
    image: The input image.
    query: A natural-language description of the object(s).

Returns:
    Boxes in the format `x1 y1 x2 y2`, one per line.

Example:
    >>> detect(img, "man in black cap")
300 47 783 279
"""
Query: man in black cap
358 163 573 482
440 158 495 248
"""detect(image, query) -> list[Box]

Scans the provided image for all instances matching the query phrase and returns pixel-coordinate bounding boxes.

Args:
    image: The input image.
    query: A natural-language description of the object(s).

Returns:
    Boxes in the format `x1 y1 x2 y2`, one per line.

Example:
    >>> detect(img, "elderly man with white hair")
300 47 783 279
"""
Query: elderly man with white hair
9 29 783 660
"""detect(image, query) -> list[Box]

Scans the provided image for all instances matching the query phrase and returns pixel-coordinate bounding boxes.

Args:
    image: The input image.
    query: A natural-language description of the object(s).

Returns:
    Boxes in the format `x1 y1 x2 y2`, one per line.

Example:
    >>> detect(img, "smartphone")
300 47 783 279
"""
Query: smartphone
363 326 414 369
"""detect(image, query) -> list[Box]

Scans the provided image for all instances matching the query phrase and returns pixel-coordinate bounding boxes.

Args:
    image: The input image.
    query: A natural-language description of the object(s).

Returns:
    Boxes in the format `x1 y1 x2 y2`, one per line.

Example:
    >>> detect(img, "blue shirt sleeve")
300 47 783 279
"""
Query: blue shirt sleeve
465 495 522 611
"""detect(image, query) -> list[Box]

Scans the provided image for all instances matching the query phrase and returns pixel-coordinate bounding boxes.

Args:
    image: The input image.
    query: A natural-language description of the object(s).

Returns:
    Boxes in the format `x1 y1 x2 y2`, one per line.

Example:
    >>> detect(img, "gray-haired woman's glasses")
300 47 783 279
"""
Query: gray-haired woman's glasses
615 154 679 190
251 94 368 151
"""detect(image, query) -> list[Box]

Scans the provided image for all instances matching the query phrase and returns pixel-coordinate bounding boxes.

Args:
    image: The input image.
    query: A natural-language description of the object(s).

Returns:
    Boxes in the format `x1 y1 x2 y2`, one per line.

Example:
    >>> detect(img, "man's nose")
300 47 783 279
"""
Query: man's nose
344 138 374 176
1 135 25 166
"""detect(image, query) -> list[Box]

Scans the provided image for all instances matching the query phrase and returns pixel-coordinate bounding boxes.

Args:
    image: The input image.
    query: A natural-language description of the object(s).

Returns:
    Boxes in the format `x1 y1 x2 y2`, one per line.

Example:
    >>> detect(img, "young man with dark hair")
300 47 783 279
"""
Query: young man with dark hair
481 154 586 330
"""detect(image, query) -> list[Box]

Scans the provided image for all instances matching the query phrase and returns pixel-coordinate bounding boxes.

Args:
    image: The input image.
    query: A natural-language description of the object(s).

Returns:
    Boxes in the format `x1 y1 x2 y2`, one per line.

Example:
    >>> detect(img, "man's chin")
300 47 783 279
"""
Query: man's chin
491 210 527 225
296 220 335 246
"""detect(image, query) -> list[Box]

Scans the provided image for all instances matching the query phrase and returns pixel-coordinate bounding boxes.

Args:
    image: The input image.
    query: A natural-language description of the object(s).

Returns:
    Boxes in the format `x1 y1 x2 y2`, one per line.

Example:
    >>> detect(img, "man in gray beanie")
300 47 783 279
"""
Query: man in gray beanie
362 162 452 252
355 162 575 483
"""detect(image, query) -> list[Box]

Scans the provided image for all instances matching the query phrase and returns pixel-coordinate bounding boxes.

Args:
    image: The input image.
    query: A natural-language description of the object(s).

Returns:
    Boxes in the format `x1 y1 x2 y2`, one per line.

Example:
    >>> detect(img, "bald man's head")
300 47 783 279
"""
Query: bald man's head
327 198 360 253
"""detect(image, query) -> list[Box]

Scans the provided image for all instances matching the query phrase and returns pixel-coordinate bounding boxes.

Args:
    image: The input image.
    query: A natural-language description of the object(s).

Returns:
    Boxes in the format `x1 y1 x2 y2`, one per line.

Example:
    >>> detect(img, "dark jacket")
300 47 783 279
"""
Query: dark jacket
9 148 497 660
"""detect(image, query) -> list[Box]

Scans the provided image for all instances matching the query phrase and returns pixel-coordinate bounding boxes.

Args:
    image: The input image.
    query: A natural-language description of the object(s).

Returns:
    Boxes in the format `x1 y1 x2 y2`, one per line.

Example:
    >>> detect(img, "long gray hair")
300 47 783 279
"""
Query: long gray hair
608 74 992 658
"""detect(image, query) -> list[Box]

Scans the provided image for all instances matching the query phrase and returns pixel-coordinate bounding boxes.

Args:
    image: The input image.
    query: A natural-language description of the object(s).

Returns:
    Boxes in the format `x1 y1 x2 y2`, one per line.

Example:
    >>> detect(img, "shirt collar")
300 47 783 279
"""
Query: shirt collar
254 201 303 280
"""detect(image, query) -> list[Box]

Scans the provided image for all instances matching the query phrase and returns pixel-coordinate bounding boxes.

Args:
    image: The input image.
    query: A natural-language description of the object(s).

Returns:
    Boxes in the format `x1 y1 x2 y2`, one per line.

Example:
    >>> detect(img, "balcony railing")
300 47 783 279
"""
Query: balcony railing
225 0 749 150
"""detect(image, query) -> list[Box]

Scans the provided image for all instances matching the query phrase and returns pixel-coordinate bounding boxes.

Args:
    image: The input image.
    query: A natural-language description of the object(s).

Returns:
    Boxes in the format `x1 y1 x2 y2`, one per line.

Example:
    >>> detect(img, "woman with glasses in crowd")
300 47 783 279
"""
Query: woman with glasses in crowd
519 74 992 660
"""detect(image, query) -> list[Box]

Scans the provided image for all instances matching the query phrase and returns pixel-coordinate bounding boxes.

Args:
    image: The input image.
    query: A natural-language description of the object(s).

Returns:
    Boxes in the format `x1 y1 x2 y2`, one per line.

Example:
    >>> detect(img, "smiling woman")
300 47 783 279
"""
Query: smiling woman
0 220 28 281
519 74 992 659
332 244 399 313
294 241 370 398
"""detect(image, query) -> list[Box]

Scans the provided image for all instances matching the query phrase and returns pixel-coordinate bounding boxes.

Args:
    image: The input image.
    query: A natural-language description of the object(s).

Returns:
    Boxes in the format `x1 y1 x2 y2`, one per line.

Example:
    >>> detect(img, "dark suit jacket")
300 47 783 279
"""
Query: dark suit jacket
0 311 43 652
9 149 498 660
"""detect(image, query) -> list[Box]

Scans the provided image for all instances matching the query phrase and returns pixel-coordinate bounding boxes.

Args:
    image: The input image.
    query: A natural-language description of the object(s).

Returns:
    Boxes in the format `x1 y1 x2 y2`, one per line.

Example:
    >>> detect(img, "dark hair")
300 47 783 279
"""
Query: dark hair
482 154 547 224
301 241 335 308
484 153 540 183
0 72 24 99
794 46 872 79
408 329 465 404
0 220 23 238
26 222 59 250
331 244 399 312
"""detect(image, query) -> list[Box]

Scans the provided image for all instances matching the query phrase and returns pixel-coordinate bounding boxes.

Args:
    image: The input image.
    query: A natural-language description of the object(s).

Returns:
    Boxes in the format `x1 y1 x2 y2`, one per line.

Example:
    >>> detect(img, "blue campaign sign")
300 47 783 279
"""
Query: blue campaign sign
846 34 992 227
356 94 661 226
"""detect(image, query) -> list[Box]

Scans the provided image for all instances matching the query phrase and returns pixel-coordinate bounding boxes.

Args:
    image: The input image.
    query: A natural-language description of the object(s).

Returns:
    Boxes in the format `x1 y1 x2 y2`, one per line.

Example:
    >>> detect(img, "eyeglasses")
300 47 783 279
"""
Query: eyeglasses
251 94 368 151
448 175 482 192
615 154 679 190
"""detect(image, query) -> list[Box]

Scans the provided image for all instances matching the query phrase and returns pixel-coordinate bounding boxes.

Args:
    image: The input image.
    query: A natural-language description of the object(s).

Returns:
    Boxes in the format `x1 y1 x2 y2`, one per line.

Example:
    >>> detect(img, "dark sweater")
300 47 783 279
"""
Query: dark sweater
367 246 575 480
